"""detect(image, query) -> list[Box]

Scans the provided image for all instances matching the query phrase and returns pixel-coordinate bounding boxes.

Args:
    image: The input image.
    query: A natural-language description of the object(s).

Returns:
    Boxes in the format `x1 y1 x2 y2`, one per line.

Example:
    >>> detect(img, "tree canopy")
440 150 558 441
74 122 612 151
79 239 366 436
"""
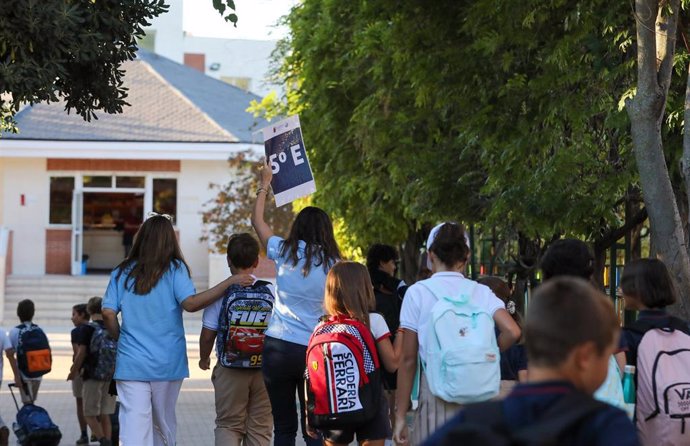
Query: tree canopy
0 0 171 132
266 0 639 265
0 0 240 133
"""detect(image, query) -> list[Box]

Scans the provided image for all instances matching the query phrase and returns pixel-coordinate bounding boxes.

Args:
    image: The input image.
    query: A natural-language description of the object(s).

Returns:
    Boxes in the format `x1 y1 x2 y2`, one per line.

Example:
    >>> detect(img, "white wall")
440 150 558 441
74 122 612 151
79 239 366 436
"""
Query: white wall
145 0 184 63
178 159 236 283
183 37 278 97
0 156 245 279
0 159 5 224
141 0 278 97
1 158 47 275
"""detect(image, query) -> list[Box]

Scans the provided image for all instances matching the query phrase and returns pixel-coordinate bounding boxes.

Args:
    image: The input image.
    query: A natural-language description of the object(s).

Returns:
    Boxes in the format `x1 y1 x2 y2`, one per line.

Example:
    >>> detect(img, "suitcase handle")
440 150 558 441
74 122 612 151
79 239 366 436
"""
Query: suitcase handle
8 383 21 411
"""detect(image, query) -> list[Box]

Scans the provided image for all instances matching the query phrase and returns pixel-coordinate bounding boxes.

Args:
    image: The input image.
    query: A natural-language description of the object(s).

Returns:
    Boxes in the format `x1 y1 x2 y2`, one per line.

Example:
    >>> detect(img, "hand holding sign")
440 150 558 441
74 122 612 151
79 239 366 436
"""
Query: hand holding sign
261 115 316 207
259 158 273 188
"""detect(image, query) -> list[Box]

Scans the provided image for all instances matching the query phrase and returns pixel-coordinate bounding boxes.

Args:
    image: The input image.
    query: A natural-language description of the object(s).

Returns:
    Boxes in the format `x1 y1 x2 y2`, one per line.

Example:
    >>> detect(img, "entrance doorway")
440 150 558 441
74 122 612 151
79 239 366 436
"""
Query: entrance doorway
82 192 143 273
66 174 177 275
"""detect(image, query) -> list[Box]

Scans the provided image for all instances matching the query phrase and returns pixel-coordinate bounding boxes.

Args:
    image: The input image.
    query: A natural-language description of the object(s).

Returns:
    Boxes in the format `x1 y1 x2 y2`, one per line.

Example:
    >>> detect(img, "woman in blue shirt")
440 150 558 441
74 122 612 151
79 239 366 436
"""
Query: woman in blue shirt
102 214 253 446
252 162 341 446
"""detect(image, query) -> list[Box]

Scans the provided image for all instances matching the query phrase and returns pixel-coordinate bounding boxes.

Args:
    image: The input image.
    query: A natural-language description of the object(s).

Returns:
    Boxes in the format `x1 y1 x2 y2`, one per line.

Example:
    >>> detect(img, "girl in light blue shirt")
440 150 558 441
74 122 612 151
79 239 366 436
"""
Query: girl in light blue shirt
102 214 253 446
252 162 341 446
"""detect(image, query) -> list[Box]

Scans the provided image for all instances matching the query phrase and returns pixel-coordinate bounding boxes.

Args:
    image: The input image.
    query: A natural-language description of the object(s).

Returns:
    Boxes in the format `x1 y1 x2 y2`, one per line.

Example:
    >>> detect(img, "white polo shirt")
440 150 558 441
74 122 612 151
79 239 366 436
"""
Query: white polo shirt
399 272 504 362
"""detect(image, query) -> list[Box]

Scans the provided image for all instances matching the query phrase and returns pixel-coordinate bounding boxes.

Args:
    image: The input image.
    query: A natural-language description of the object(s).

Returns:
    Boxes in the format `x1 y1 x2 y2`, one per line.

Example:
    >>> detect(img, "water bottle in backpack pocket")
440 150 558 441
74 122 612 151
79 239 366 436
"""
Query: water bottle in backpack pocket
419 280 500 404
305 316 382 429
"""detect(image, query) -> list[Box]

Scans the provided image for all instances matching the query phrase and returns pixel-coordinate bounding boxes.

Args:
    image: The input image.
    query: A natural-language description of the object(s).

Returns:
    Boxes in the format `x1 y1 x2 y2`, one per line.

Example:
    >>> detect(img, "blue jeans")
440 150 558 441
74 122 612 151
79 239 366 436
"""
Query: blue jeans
262 336 321 446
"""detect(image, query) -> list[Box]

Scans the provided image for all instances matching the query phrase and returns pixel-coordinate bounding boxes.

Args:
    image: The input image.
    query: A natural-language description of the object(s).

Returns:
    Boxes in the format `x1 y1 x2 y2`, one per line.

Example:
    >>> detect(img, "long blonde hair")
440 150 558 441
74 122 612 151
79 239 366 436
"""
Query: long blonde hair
324 261 376 328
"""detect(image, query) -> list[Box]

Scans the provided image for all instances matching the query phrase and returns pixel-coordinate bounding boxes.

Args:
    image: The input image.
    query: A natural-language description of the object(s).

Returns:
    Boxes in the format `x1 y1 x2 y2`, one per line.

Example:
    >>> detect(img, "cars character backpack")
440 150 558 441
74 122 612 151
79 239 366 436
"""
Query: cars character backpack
216 280 274 368
15 323 52 378
305 315 382 429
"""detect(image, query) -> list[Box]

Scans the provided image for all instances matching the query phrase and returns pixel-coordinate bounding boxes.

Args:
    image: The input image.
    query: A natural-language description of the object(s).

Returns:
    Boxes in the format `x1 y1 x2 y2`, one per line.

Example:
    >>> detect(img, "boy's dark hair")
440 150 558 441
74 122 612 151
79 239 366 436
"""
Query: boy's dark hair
621 258 677 309
429 223 470 267
86 296 102 316
227 233 260 269
17 299 35 322
540 239 594 280
365 244 398 274
525 277 618 367
72 303 89 318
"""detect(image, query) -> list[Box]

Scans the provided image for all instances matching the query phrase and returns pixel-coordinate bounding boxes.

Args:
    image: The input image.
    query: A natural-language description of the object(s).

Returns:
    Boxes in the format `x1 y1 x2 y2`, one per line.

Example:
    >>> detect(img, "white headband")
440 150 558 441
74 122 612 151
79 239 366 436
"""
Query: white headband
425 222 470 270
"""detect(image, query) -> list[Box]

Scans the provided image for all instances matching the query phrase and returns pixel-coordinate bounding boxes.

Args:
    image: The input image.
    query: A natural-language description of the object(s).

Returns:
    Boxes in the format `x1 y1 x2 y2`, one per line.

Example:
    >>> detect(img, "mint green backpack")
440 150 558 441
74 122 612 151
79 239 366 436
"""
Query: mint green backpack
419 280 500 404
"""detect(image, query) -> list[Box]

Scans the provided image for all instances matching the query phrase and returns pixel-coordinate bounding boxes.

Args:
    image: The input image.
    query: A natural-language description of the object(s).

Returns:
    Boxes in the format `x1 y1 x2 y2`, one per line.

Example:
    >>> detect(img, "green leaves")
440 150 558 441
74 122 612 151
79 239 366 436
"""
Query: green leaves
212 0 237 25
262 0 642 259
200 151 294 253
0 0 168 129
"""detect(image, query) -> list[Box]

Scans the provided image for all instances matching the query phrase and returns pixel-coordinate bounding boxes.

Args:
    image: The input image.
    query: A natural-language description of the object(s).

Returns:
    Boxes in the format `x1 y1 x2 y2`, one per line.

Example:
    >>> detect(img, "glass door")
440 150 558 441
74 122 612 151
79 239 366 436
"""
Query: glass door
70 190 84 275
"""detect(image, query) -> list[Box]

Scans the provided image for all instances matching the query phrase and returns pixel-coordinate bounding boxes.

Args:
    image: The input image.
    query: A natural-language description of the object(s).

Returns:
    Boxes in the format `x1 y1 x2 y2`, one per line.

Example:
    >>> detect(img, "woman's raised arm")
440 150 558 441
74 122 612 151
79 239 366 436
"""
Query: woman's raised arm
251 159 274 249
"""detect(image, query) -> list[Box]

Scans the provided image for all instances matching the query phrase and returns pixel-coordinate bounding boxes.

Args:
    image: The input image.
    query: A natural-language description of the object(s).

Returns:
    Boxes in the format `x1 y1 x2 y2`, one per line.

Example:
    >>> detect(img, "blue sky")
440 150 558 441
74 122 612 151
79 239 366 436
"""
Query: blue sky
183 0 299 40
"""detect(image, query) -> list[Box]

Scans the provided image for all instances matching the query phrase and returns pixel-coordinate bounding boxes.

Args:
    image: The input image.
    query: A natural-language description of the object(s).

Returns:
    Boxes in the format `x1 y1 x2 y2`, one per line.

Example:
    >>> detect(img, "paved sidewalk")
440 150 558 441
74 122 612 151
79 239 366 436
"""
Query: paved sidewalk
0 378 216 445
0 330 308 446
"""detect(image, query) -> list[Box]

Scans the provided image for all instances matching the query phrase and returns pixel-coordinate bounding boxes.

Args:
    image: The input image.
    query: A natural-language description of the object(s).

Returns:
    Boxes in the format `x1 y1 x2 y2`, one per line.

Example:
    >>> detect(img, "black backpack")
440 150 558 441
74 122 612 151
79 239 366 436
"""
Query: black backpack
15 323 52 378
433 392 606 446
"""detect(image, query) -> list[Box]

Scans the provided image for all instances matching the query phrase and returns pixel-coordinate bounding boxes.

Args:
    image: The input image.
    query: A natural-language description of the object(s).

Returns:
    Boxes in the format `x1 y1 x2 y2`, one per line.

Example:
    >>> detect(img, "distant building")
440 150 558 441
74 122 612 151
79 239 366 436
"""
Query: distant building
140 0 279 97
0 51 273 280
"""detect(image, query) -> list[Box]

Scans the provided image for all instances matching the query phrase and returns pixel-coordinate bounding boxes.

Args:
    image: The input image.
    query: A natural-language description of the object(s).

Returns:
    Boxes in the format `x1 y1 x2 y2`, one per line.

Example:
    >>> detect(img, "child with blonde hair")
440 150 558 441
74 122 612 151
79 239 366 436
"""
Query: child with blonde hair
307 261 402 446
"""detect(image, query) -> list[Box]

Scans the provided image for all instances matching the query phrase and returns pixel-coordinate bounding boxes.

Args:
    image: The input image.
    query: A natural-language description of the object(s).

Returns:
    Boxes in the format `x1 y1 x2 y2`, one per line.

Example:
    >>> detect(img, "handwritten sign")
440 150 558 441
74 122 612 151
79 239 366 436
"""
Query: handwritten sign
262 115 316 207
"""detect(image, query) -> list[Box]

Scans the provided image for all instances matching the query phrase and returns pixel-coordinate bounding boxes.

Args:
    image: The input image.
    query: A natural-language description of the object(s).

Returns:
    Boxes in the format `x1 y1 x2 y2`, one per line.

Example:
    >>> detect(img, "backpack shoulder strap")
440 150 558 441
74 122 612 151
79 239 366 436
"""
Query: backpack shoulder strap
253 280 272 288
666 316 690 335
628 316 690 336
16 323 33 345
627 319 660 335
513 392 606 443
418 278 476 304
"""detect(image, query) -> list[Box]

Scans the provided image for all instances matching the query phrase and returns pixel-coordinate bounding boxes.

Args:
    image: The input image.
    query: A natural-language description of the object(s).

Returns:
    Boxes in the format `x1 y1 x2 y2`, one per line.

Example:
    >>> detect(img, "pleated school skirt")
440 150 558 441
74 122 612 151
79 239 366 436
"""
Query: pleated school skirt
411 373 462 445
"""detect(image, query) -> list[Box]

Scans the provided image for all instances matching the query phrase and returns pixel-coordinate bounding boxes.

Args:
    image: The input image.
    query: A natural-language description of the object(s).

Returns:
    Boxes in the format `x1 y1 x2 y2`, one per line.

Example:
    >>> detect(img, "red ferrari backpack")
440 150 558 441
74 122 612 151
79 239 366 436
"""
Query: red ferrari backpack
305 315 381 429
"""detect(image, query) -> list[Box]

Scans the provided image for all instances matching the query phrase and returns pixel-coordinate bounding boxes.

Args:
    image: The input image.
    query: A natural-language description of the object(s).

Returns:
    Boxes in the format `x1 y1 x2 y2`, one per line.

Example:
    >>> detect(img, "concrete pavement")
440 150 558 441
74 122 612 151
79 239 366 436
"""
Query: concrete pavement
0 328 308 446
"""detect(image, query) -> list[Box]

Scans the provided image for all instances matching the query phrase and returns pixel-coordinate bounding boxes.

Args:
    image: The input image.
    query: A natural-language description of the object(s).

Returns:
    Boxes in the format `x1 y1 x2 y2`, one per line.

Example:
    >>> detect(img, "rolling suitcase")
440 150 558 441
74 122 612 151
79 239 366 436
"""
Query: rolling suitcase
8 383 61 446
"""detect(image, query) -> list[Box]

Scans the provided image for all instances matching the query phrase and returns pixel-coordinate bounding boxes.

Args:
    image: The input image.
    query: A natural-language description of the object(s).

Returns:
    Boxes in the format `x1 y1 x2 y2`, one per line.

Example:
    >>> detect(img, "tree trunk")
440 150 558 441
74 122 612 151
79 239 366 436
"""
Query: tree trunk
509 232 542 314
399 222 427 284
682 48 690 259
592 244 607 291
628 0 690 319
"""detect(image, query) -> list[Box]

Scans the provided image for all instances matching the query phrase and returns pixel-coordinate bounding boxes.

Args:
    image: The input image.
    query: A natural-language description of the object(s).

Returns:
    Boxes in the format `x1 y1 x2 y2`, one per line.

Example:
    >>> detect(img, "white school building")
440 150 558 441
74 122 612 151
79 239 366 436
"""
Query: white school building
0 51 274 326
